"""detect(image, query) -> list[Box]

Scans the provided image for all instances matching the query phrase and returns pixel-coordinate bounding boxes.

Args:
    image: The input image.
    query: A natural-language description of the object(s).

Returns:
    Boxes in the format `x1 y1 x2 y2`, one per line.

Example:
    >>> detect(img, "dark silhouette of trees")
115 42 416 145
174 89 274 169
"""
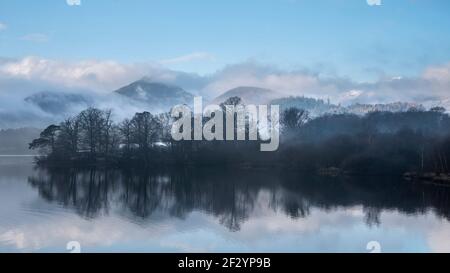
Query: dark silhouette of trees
281 107 309 131
29 124 61 154
119 118 133 156
130 111 162 151
430 106 446 113
29 103 450 177
57 117 80 158
78 108 108 156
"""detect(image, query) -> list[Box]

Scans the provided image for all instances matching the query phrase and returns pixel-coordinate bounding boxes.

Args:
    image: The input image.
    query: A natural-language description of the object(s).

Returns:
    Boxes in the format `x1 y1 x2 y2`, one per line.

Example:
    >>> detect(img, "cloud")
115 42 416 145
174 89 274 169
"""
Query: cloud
367 0 382 6
1 57 449 107
0 56 210 127
201 62 323 98
159 52 215 65
205 61 450 109
0 56 212 95
0 23 6 31
66 0 81 6
0 56 154 92
423 63 450 83
0 56 450 128
20 33 49 43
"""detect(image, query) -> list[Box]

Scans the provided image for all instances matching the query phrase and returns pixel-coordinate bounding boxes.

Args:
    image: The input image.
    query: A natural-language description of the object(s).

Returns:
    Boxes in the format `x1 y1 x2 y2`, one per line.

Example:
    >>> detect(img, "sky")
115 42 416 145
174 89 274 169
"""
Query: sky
1 0 450 124
1 0 450 78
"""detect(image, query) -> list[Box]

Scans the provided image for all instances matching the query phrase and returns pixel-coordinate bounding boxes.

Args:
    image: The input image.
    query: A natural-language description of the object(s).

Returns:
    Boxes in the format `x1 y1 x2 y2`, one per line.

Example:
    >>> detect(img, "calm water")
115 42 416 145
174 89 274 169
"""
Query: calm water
0 156 449 253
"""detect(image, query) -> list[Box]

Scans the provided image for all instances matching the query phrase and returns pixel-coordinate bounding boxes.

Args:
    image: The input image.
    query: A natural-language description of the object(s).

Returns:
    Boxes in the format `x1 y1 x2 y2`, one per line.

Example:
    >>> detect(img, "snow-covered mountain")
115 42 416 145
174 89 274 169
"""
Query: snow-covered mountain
345 102 425 115
271 96 426 117
114 79 194 111
2 82 441 131
24 91 92 115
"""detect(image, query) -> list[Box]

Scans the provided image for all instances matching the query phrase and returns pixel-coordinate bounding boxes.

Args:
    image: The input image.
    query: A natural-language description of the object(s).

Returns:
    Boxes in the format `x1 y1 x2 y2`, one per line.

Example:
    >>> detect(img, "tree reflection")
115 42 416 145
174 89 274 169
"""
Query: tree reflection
28 167 450 230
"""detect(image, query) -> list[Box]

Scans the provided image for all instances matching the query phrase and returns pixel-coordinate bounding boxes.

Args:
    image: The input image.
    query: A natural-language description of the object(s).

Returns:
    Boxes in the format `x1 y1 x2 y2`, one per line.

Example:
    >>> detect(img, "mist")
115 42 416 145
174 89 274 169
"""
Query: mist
1 57 449 129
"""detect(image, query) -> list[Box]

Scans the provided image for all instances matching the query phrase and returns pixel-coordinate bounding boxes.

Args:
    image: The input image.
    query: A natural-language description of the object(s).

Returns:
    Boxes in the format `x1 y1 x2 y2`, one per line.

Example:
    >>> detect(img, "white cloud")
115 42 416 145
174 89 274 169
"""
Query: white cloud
196 61 450 109
159 52 215 65
0 56 157 92
20 33 49 43
423 63 450 83
0 22 7 31
1 56 450 111
202 62 324 98
367 0 382 6
66 0 81 6
0 56 211 95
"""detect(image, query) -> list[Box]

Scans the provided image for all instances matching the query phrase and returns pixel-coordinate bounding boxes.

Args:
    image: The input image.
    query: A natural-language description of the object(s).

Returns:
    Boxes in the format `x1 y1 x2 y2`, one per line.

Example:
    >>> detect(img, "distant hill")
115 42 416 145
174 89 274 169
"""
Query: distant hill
271 96 341 117
24 91 92 115
114 79 194 111
271 96 425 117
345 102 425 115
213 86 281 105
0 128 41 155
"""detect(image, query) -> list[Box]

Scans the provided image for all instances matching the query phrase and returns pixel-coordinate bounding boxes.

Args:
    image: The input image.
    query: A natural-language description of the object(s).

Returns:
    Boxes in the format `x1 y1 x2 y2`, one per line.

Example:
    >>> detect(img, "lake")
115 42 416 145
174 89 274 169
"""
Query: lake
0 156 449 253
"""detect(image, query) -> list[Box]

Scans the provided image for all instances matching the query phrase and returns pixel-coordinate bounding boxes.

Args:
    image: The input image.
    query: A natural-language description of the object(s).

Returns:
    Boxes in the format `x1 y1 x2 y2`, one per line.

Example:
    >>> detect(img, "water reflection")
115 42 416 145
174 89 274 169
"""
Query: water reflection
27 166 450 231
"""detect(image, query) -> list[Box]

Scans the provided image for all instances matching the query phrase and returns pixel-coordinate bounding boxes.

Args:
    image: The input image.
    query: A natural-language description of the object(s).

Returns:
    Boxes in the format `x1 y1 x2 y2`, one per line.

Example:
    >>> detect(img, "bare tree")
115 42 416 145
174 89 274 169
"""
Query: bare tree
281 107 309 131
78 108 106 156
58 117 80 156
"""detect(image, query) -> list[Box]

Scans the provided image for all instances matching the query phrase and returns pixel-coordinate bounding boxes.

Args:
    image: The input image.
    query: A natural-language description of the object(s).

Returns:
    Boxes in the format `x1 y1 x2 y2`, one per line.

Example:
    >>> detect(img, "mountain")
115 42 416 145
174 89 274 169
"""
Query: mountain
271 96 341 117
271 96 426 117
212 86 281 105
114 79 194 111
0 127 41 155
25 91 91 115
345 102 425 115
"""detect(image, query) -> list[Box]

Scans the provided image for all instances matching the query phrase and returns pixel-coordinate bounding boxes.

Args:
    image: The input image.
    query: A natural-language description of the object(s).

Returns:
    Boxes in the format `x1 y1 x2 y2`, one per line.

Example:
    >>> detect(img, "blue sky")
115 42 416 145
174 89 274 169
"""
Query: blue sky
1 0 450 80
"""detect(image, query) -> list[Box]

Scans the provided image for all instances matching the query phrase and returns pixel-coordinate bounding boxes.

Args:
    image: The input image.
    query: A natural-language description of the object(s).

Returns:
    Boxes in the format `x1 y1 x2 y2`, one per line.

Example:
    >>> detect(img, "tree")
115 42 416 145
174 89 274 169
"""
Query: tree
29 124 61 153
101 109 114 157
220 96 245 140
220 96 243 108
281 107 309 131
430 106 446 113
78 108 107 156
131 111 162 151
157 112 172 142
57 117 80 156
119 118 133 153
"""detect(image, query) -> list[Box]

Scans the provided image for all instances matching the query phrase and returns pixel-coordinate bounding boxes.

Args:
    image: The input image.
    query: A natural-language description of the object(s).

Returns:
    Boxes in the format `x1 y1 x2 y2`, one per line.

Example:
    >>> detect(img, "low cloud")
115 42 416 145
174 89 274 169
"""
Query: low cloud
200 61 450 108
0 22 7 31
0 56 450 128
0 57 155 93
1 57 449 106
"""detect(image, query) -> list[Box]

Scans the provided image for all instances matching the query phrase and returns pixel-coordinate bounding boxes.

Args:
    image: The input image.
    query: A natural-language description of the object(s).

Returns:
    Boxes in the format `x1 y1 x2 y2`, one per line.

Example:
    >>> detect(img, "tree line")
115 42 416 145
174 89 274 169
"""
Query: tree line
30 98 450 176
